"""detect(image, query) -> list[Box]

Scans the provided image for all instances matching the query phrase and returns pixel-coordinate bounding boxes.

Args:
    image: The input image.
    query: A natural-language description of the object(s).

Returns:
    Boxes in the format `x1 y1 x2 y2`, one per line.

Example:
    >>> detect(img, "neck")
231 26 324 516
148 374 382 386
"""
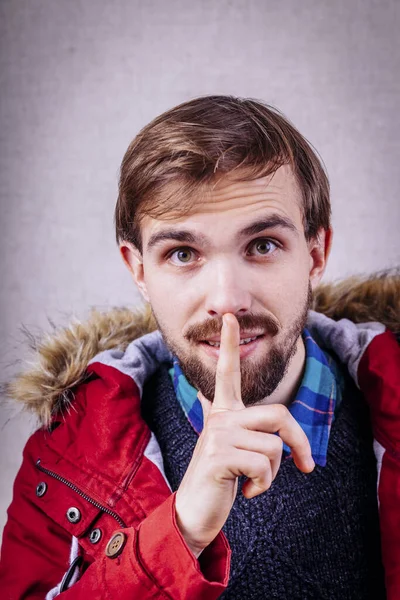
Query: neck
258 336 306 407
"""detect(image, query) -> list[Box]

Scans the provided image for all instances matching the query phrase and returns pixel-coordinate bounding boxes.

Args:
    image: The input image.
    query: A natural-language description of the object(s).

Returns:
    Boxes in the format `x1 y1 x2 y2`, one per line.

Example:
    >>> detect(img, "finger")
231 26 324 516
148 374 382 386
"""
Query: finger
226 449 272 498
197 391 212 423
234 404 315 473
232 429 283 480
213 313 244 411
242 478 270 500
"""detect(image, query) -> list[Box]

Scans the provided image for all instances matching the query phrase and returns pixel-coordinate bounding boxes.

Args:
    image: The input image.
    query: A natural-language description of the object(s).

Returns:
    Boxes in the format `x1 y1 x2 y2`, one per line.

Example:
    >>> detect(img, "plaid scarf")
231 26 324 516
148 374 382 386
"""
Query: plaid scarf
169 329 344 467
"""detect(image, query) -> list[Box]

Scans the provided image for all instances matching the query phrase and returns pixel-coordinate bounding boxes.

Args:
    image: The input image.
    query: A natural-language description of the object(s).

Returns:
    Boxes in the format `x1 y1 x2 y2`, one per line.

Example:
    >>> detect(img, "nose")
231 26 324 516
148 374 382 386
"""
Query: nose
204 262 252 318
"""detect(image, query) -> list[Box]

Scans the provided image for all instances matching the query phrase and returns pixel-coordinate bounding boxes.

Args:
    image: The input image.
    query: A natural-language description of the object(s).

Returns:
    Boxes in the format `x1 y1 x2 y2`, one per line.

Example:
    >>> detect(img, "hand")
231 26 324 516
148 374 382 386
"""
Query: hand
175 313 314 557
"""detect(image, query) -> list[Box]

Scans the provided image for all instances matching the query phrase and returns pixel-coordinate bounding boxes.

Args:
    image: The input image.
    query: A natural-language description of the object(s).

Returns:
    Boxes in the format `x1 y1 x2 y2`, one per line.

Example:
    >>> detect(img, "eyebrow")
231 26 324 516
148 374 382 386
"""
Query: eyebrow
146 214 298 251
239 215 299 238
147 229 210 251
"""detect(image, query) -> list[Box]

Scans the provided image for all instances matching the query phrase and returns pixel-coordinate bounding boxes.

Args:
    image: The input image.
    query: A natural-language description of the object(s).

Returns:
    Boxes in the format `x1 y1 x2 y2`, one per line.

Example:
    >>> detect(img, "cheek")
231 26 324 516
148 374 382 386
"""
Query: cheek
144 272 193 333
257 261 310 320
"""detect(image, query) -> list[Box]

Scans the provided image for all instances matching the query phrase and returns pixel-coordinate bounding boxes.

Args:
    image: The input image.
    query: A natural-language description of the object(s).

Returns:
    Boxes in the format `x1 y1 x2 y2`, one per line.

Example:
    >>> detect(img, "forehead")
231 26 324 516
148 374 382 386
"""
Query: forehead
141 165 305 245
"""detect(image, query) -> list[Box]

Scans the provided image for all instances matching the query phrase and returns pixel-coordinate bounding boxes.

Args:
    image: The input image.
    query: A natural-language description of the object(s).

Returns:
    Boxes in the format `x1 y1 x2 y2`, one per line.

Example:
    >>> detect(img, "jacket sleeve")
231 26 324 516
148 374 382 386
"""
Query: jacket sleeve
0 435 230 600
55 495 229 600
357 330 400 600
307 310 400 600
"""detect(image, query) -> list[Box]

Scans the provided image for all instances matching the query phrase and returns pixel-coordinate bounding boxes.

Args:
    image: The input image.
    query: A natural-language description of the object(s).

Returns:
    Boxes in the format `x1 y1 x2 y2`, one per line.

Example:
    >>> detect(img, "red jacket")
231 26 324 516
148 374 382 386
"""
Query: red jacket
0 307 399 599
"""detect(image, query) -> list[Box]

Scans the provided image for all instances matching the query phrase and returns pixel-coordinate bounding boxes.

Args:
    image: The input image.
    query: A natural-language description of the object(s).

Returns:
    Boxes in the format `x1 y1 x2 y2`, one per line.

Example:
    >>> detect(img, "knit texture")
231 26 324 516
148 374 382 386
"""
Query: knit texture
141 364 386 600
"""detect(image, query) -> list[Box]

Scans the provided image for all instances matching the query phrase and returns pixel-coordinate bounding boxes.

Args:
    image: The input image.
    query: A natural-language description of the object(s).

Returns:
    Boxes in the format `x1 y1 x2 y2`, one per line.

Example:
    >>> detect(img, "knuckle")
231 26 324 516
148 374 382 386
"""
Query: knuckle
272 434 284 453
254 453 270 474
254 459 272 489
207 411 229 429
271 403 290 422
204 444 226 470
203 421 231 457
262 432 283 454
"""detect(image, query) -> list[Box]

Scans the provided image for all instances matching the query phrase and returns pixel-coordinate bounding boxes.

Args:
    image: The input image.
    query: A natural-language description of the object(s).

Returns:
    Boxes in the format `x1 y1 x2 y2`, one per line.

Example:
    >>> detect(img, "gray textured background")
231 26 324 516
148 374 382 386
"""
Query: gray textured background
1 0 399 539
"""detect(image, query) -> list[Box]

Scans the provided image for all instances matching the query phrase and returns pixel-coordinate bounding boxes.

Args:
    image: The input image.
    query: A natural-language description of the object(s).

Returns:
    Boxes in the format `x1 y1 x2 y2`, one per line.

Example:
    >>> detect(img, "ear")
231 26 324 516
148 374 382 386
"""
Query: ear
119 242 150 302
308 227 333 290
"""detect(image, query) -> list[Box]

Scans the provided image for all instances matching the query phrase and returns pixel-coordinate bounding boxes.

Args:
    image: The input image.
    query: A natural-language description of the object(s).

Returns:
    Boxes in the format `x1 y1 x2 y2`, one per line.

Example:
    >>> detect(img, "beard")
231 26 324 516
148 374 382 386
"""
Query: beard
153 283 313 407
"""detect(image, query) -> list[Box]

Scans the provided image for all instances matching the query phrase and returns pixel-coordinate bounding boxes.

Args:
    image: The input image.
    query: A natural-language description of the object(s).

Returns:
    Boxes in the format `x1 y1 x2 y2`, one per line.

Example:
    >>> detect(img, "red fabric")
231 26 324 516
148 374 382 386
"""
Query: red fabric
2 332 398 598
0 362 230 599
358 330 400 600
137 494 230 598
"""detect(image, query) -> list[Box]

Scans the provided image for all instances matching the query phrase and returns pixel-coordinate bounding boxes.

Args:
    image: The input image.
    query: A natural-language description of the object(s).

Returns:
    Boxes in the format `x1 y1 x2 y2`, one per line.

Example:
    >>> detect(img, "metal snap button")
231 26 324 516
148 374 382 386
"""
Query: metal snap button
66 507 81 524
89 528 102 544
36 482 47 497
105 532 126 558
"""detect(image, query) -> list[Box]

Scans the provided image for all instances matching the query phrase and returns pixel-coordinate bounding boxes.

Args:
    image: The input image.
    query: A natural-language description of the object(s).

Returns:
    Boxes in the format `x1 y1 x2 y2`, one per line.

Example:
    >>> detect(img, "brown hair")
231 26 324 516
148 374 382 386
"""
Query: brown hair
115 95 330 251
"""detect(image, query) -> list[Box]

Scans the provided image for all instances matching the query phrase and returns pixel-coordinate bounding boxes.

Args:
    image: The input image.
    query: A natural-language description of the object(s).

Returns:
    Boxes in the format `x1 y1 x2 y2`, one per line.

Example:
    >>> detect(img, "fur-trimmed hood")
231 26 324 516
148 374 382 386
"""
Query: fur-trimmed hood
4 269 400 426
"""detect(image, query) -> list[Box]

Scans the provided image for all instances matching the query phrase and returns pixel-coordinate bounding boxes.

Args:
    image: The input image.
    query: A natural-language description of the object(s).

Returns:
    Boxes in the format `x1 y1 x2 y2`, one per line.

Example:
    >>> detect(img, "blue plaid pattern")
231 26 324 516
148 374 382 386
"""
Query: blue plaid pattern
169 329 343 467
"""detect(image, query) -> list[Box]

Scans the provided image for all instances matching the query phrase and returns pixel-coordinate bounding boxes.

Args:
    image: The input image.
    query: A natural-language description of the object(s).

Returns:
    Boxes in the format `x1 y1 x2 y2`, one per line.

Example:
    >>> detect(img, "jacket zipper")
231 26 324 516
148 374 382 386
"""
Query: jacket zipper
36 459 126 528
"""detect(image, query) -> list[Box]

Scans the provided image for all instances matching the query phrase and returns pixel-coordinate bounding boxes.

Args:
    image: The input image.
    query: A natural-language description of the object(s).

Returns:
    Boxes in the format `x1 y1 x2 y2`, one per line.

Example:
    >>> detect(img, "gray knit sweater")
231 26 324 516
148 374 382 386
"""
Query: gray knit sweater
142 365 386 599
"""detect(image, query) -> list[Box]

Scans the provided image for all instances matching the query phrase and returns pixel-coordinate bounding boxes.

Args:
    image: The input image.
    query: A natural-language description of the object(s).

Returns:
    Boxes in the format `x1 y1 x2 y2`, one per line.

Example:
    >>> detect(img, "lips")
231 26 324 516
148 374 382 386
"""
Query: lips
199 335 264 359
205 335 261 347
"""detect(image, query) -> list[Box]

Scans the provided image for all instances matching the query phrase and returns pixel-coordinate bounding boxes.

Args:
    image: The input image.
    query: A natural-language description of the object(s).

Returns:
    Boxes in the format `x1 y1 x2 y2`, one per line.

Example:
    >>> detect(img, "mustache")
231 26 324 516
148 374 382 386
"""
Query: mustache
184 312 280 342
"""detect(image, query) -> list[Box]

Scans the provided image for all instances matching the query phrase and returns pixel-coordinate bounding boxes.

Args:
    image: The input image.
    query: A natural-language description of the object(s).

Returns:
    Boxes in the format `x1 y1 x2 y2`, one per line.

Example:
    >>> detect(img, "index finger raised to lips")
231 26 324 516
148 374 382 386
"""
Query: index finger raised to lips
213 313 245 412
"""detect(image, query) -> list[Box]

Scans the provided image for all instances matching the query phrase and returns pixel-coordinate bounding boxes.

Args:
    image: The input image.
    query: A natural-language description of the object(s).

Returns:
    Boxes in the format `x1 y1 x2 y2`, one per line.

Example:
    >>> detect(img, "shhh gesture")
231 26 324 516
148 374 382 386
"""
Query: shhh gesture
175 313 315 557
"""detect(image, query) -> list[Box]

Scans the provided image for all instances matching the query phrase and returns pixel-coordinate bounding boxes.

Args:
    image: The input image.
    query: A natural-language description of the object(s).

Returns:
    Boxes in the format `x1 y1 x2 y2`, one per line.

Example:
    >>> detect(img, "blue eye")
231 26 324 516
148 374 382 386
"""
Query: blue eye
250 239 278 255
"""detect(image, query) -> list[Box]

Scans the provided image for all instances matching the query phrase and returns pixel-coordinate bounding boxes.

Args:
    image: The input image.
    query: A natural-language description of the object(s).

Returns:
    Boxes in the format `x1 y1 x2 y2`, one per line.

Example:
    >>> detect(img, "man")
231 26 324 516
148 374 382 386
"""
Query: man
0 96 398 599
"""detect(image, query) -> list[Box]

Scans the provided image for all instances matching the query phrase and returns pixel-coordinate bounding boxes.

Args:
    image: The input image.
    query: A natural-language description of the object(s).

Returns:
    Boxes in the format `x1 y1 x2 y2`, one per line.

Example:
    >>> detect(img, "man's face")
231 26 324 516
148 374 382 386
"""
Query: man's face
122 165 330 406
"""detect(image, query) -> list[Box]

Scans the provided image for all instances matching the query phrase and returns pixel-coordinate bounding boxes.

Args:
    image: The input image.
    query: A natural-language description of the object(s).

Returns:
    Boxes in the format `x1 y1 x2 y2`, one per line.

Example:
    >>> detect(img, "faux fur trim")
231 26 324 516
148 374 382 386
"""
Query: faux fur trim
4 305 157 426
312 268 399 333
3 269 399 426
